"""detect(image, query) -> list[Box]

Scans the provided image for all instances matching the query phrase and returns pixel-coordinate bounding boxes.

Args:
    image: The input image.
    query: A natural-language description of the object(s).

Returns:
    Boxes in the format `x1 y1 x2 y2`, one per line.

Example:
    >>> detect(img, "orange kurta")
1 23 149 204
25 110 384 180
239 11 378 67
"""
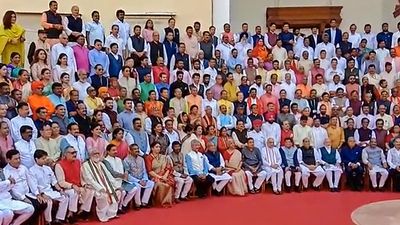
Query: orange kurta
28 94 55 120
144 100 163 117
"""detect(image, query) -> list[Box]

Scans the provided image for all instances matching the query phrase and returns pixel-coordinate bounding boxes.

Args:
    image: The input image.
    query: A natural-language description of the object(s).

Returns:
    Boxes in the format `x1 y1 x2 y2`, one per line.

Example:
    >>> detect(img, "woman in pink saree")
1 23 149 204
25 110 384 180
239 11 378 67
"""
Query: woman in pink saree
222 137 248 196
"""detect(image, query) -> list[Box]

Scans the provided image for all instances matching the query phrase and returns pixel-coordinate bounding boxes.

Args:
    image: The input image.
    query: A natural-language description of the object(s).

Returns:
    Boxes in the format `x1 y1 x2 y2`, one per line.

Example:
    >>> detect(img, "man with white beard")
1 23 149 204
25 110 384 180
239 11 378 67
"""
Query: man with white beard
103 144 141 212
81 148 121 222
261 138 284 194
311 118 328 149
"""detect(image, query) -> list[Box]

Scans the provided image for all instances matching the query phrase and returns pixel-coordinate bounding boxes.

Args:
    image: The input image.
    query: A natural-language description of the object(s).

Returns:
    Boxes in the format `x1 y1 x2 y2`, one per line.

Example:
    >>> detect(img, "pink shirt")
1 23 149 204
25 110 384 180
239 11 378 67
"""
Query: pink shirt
142 29 154 43
73 44 90 72
85 136 108 157
0 135 13 157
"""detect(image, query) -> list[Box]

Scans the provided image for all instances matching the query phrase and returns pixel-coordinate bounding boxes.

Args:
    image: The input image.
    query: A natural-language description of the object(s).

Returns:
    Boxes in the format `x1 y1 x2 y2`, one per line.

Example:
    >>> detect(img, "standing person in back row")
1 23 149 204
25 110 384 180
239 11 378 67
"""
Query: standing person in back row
63 5 85 45
113 9 131 55
325 19 342 46
163 17 180 44
41 0 63 46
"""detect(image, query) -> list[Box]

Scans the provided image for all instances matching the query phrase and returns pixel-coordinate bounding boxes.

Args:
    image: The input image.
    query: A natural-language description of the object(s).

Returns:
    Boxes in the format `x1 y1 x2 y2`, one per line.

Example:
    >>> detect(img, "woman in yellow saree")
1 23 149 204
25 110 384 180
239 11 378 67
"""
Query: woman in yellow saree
0 11 25 67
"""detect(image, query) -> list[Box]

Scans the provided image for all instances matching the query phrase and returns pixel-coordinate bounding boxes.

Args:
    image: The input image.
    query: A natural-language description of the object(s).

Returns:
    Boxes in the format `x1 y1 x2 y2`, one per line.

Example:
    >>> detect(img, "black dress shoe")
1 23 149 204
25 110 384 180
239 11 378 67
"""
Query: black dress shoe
250 189 256 194
378 187 385 192
294 186 301 193
330 188 335 192
285 186 291 193
313 186 320 191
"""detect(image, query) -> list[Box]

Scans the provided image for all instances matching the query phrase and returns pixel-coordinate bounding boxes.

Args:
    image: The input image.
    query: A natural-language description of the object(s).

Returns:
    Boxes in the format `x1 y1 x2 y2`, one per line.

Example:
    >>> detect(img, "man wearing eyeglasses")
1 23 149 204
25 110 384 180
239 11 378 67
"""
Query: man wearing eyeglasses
55 146 95 222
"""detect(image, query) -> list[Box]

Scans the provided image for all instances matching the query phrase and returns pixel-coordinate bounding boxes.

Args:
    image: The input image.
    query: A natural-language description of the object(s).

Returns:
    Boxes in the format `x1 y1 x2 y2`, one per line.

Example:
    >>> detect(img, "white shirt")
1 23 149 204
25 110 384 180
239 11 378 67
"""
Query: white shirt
280 81 296 100
356 113 376 129
327 82 346 94
216 43 234 61
72 80 91 100
29 164 61 197
127 36 149 54
170 69 191 85
374 114 394 131
164 130 180 154
387 148 400 169
348 32 362 48
51 43 77 71
272 46 287 68
104 156 124 187
325 67 344 84
15 139 36 168
312 83 328 97
299 46 314 60
203 67 218 82
10 115 38 142
361 32 377 49
380 70 399 90
62 134 86 161
85 21 105 46
335 56 347 72
4 164 38 200
234 42 252 61
261 122 281 147
260 147 282 169
105 34 124 55
113 20 131 48
315 42 336 60
293 124 313 147
311 127 328 149
247 130 265 150
375 48 390 66
249 83 264 98
202 98 218 117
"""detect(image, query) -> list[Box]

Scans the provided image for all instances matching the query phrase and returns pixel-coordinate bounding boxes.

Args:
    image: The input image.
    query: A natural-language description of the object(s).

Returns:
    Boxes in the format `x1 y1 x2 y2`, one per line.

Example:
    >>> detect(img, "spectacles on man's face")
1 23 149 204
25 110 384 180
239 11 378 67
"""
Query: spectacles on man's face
68 151 77 155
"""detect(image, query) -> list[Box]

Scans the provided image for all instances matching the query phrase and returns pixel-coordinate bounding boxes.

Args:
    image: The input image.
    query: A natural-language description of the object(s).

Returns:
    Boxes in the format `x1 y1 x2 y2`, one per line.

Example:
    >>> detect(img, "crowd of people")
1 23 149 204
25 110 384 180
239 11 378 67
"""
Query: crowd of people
0 0 400 224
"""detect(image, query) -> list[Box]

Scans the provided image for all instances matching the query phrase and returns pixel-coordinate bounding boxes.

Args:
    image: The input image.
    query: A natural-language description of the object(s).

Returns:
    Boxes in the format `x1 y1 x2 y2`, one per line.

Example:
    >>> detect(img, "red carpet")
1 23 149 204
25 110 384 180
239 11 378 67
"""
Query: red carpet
82 191 399 225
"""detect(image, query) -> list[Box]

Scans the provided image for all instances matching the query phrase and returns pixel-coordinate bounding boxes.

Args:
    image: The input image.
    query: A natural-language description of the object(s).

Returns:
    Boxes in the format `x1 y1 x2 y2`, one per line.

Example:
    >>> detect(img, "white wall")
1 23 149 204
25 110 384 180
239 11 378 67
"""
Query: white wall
230 0 398 34
212 0 230 32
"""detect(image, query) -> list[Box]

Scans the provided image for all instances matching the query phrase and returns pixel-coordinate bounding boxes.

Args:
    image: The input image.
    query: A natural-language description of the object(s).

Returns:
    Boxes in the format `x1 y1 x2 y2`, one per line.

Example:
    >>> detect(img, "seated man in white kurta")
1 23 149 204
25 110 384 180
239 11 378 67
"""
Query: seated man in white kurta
103 144 141 212
261 138 284 194
4 150 46 225
30 149 69 224
362 138 389 191
296 137 326 190
319 138 342 192
0 209 13 225
0 164 34 225
204 141 232 195
81 148 121 222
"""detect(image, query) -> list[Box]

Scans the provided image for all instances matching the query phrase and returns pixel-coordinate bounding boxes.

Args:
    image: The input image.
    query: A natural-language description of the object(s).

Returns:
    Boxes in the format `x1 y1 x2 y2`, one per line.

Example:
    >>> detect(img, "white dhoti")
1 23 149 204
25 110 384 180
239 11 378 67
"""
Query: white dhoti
284 169 302 187
43 191 69 222
94 190 121 222
0 209 13 225
174 176 193 199
300 165 325 188
323 165 343 188
245 170 267 190
209 173 232 192
79 188 95 213
63 189 79 212
119 187 140 208
0 199 34 225
368 166 389 188
265 167 284 192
